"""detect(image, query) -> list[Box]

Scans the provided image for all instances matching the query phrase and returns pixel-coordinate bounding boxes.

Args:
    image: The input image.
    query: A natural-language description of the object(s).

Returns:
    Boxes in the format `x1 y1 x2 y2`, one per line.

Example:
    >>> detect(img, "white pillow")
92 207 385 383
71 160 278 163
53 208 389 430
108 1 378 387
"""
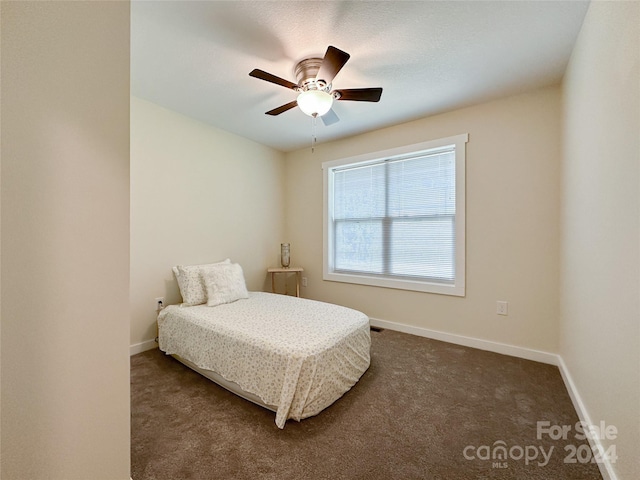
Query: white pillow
203 263 249 307
172 259 231 306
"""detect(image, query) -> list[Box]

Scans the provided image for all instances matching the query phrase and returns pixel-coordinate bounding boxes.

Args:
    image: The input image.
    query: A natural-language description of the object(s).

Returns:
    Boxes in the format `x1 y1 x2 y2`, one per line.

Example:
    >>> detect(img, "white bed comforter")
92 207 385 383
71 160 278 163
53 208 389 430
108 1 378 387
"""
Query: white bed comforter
157 292 371 428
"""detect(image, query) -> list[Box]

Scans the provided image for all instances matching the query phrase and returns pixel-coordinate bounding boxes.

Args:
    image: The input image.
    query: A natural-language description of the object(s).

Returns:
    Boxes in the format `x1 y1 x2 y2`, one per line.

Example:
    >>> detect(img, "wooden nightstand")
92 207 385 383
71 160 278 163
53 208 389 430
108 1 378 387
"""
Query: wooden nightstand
267 267 304 297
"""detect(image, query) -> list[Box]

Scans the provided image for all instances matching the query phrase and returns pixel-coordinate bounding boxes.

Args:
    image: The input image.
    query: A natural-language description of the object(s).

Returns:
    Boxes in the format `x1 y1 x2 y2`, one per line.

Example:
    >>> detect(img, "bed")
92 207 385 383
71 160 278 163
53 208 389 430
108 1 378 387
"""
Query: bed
157 289 371 429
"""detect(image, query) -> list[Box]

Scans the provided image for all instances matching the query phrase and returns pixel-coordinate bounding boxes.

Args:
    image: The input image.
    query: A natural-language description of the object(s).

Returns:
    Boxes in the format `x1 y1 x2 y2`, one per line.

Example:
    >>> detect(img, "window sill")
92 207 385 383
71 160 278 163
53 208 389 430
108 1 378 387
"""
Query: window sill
323 271 465 297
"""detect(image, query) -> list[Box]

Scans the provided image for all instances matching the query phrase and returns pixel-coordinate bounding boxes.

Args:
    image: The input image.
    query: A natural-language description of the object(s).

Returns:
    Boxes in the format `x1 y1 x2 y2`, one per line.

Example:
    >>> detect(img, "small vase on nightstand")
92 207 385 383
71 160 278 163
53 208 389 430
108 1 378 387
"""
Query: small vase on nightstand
281 243 290 268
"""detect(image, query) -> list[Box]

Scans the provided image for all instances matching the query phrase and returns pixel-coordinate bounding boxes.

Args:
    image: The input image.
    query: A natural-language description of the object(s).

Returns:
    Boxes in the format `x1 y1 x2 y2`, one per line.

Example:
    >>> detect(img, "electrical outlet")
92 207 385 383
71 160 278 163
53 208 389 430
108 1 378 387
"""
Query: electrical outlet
496 301 508 316
155 297 165 311
302 277 308 287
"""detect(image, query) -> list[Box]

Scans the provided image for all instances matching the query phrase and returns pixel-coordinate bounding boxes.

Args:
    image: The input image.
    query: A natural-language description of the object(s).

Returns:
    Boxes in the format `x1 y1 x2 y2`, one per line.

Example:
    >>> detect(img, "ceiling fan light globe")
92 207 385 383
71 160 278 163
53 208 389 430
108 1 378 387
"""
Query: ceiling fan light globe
297 90 333 117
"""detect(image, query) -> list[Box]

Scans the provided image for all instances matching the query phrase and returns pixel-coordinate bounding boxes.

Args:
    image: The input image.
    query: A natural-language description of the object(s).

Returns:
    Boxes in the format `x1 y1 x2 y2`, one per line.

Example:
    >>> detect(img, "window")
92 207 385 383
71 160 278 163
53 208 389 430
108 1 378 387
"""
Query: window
323 134 468 296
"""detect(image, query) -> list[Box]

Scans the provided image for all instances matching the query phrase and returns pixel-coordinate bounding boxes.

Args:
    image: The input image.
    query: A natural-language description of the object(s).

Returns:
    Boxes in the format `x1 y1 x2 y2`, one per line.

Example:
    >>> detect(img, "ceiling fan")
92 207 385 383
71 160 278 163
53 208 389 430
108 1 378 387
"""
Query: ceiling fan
249 46 383 126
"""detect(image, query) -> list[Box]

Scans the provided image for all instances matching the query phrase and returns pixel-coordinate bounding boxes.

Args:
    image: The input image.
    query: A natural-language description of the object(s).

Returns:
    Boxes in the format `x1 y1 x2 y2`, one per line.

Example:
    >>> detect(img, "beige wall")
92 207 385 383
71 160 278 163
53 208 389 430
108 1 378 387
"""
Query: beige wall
1 2 131 479
130 97 286 348
561 2 640 479
285 86 562 354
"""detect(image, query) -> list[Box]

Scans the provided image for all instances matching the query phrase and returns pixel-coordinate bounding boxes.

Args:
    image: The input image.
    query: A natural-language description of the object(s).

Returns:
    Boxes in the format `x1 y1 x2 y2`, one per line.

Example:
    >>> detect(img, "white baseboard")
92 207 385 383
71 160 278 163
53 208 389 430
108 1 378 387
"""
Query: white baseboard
369 316 618 479
368 317 559 365
557 357 618 480
129 338 157 356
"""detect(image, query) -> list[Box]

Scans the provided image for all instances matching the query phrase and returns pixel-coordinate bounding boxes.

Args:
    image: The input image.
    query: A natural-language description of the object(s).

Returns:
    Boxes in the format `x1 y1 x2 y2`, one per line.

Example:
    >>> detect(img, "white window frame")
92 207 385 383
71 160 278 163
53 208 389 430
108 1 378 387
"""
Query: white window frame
323 133 468 296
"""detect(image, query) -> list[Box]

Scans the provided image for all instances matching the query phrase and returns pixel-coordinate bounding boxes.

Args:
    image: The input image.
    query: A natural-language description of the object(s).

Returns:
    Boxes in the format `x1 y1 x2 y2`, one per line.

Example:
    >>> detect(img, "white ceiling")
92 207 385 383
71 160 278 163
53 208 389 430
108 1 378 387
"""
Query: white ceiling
131 1 589 152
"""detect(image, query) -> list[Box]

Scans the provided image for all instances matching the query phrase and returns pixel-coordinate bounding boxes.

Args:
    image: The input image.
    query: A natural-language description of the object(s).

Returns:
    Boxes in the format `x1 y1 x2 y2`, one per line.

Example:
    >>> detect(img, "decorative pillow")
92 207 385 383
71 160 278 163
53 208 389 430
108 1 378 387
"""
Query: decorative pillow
203 263 249 307
172 259 231 306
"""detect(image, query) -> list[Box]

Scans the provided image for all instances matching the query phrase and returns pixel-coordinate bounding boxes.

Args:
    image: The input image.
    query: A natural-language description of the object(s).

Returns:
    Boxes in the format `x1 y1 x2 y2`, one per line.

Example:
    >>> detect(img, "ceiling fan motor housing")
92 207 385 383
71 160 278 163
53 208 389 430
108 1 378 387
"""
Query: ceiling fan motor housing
295 58 330 92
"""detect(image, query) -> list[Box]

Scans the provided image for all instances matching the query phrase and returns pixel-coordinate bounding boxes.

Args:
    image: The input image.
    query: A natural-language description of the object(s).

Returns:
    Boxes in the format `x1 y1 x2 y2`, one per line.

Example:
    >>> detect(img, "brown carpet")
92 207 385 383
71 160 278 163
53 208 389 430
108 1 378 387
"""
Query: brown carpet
131 329 602 479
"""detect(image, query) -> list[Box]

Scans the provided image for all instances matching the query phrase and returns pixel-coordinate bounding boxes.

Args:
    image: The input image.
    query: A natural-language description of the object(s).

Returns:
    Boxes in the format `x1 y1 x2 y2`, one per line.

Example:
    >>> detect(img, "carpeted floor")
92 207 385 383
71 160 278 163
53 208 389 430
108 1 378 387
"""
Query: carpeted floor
131 329 602 480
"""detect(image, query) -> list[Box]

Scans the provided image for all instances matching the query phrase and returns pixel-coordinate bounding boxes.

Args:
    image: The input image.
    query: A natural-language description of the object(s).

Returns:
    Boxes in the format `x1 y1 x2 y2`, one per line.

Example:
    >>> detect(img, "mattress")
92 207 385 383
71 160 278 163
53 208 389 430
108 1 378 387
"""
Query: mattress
157 292 371 428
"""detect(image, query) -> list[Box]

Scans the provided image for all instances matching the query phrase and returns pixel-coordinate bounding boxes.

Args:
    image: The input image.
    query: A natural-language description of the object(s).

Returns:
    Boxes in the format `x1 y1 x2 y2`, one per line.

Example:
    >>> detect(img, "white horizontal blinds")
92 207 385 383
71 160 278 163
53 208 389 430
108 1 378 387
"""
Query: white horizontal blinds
387 150 456 282
333 161 386 273
332 147 456 282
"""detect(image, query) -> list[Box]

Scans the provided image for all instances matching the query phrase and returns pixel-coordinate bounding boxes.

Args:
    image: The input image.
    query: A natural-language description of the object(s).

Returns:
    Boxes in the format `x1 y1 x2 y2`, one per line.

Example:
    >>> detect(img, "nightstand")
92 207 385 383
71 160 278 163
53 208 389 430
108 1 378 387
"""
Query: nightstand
267 267 304 297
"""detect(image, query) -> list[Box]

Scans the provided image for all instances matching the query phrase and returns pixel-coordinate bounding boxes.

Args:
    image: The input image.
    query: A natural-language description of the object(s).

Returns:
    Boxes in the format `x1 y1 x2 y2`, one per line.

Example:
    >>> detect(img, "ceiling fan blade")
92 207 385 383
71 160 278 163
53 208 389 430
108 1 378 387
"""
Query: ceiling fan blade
321 108 340 126
334 88 383 102
249 69 299 90
265 100 298 116
316 46 350 85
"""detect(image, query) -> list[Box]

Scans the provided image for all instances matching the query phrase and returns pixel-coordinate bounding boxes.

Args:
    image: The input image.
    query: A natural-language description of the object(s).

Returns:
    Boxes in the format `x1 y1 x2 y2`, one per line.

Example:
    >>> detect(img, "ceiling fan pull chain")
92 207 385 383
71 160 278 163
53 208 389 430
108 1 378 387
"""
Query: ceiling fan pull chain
311 114 318 153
